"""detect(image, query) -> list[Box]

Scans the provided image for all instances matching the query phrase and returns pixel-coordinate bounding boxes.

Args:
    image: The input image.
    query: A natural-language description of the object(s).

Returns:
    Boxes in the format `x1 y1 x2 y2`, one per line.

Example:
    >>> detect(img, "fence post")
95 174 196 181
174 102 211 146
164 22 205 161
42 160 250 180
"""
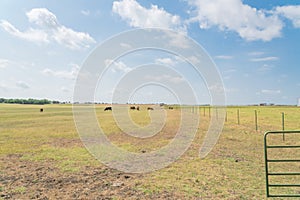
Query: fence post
255 110 258 131
209 107 211 118
237 109 240 125
282 112 285 141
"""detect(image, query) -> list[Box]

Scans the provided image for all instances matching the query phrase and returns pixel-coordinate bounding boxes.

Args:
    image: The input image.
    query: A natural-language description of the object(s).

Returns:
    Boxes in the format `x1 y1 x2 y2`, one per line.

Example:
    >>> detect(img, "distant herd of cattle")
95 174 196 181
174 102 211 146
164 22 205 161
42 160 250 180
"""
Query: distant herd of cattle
40 106 173 112
104 106 173 111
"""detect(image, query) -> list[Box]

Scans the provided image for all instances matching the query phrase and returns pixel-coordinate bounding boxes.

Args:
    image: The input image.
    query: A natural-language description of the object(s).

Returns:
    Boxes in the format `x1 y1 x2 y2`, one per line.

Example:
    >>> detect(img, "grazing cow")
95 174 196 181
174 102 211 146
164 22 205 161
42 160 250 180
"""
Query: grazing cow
40 108 43 112
147 107 154 110
136 106 140 111
169 107 173 109
130 106 136 110
104 106 112 111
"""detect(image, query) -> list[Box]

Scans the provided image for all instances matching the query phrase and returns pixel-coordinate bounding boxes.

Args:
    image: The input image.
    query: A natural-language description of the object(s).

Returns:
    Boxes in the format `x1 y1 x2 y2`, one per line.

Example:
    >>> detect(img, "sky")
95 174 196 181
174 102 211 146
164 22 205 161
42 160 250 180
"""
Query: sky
0 0 300 105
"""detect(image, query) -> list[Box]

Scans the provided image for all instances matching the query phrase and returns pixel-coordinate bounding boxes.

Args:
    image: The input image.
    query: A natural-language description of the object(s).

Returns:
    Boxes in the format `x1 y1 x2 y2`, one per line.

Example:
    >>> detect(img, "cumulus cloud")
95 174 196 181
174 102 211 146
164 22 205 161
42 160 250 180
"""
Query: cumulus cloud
112 0 184 31
155 57 177 66
42 63 79 79
16 81 30 89
276 5 300 28
0 59 10 69
187 0 283 41
0 8 95 50
0 20 49 43
105 59 131 73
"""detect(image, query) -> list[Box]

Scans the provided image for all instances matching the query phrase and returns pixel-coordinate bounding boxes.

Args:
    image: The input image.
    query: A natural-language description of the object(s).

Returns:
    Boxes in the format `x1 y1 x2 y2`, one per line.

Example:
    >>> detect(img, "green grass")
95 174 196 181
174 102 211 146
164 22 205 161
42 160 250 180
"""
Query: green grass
12 186 26 194
0 103 299 198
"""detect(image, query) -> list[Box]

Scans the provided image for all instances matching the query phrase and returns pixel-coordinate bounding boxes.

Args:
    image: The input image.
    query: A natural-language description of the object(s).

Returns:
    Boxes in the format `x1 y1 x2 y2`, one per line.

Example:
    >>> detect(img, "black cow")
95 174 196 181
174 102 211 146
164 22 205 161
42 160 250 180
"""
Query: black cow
169 107 173 109
147 107 154 110
130 106 136 110
104 106 112 111
40 108 43 112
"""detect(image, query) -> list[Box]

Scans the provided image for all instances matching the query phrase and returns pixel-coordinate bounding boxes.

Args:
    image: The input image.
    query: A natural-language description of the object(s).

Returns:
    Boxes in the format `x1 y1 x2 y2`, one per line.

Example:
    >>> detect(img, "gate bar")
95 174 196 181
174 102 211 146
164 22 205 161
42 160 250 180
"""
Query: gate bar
264 130 300 198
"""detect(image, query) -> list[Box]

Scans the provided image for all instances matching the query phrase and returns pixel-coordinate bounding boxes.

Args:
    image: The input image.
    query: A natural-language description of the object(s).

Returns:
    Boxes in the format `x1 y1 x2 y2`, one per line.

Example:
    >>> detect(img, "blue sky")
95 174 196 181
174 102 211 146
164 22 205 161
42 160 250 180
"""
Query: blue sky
0 0 299 105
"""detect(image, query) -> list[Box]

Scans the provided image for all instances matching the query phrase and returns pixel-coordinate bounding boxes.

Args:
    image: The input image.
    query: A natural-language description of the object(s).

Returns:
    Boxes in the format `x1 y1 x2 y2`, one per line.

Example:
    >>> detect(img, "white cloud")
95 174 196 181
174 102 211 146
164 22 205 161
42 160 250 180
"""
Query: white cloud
248 51 265 56
112 0 184 31
155 57 177 66
27 8 59 28
258 64 274 72
0 59 10 69
164 30 190 48
225 87 239 93
1 8 95 50
52 26 95 50
276 5 300 28
120 42 132 48
186 55 201 64
0 20 49 43
215 55 233 60
188 0 283 41
250 56 279 62
261 89 281 95
16 81 30 89
145 74 184 84
42 63 79 79
81 10 90 16
105 59 131 73
224 68 236 73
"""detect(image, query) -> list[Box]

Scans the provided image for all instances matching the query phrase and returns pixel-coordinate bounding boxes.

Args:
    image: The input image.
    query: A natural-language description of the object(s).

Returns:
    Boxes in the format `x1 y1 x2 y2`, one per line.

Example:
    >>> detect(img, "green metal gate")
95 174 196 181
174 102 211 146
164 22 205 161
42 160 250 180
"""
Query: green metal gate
264 131 300 197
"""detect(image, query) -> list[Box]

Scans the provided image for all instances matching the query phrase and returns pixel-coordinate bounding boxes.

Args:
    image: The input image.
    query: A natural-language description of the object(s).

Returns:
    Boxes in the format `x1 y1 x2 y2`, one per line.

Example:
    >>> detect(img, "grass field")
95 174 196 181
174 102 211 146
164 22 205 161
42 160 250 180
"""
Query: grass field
0 103 299 199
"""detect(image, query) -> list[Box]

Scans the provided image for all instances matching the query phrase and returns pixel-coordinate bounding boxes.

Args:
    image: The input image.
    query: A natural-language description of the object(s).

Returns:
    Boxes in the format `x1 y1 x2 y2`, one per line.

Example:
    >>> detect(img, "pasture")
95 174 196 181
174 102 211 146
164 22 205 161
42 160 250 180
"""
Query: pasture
0 104 299 199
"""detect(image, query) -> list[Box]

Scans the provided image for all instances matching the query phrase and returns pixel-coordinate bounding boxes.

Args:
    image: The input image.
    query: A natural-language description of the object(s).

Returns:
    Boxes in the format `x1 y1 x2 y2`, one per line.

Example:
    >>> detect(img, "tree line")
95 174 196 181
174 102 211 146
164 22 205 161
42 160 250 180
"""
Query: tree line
0 98 60 105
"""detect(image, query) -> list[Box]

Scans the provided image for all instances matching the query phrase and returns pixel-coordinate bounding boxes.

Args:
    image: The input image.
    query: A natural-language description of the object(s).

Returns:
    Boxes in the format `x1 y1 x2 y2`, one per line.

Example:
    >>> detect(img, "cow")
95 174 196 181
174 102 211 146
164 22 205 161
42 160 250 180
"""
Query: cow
130 106 136 110
169 107 173 109
136 106 140 111
147 107 154 110
104 106 112 111
40 108 43 112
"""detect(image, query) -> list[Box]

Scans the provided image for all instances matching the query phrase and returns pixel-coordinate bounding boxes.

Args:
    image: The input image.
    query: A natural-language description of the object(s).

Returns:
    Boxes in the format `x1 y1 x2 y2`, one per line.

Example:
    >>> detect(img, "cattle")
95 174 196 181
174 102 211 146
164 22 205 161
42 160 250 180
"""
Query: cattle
147 107 154 110
169 107 173 109
136 106 140 111
104 106 112 111
40 108 43 112
130 106 136 110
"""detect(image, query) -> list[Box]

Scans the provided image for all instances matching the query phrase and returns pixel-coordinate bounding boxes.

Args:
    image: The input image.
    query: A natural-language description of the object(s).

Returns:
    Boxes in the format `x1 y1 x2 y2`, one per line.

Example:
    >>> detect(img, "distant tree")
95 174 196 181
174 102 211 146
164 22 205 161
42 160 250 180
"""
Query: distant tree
0 98 53 105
